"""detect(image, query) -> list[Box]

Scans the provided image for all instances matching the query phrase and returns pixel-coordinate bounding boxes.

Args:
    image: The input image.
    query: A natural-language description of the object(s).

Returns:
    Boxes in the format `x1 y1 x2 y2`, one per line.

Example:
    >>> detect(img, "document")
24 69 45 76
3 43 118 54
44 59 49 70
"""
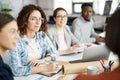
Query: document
57 53 83 62
99 31 106 38
43 65 62 74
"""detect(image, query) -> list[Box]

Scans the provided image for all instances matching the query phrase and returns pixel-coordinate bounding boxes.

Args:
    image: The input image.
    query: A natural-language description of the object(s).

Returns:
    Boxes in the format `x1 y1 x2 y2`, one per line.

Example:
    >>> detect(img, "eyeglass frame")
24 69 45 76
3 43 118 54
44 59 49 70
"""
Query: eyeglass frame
28 17 44 23
56 15 68 19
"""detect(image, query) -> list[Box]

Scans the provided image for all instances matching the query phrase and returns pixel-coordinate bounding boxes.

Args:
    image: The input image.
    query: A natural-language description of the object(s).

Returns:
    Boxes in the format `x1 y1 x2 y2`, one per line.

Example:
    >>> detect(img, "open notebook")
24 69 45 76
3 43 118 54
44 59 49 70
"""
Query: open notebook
39 61 62 77
40 65 62 77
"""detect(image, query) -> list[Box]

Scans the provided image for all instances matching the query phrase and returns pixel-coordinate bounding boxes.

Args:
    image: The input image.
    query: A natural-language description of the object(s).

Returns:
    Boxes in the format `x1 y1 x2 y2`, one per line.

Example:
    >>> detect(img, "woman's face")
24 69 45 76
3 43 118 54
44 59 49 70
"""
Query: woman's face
0 20 19 50
26 10 43 32
54 10 68 27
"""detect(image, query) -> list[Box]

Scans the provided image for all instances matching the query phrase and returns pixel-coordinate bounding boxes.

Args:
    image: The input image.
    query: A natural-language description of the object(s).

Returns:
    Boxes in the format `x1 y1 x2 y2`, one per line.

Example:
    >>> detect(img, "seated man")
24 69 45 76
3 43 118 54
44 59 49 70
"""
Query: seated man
72 3 104 43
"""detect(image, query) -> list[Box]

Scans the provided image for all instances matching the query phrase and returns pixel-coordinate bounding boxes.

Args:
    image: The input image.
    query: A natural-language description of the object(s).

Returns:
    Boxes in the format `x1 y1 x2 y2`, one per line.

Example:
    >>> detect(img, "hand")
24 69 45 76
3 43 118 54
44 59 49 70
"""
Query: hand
68 46 80 53
75 42 81 47
71 43 82 53
59 43 81 55
96 37 105 43
85 43 92 47
44 62 59 72
29 59 45 66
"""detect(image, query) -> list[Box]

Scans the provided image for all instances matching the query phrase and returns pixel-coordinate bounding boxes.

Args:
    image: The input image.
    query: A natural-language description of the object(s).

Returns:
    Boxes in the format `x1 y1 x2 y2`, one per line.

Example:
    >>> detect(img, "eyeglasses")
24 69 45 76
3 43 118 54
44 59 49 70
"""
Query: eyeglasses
29 17 44 23
56 15 67 19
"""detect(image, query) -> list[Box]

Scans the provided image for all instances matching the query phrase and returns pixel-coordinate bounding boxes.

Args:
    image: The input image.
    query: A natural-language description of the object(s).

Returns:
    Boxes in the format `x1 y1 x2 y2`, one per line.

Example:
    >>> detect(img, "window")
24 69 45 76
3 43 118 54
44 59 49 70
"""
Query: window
72 2 93 14
72 3 82 14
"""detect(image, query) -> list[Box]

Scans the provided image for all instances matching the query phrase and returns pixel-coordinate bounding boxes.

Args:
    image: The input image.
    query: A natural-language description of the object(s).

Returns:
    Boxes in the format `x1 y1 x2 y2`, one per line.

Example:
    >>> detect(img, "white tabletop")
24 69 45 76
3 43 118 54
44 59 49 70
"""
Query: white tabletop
14 43 118 80
14 71 77 80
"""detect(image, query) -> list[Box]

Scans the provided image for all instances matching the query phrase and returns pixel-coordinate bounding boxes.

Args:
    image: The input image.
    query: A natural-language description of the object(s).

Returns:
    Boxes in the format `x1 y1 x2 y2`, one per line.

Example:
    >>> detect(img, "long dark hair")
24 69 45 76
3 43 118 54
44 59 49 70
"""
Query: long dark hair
17 4 47 36
105 9 120 59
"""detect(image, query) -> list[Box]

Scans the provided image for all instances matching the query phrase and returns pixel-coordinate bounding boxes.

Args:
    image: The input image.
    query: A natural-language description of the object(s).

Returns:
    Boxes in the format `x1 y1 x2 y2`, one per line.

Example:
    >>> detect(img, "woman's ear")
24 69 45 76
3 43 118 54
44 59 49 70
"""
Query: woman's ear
53 17 56 22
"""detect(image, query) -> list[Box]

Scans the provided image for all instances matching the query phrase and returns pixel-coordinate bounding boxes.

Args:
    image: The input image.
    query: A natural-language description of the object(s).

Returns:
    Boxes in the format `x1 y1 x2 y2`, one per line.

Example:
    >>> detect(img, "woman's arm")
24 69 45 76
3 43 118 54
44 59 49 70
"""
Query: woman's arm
58 44 80 55
45 35 59 61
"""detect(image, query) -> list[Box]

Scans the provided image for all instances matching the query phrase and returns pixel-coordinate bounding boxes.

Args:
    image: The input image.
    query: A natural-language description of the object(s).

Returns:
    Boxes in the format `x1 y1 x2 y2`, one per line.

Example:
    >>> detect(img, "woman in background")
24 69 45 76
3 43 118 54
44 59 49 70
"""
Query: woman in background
7 4 59 77
0 13 19 80
47 7 81 55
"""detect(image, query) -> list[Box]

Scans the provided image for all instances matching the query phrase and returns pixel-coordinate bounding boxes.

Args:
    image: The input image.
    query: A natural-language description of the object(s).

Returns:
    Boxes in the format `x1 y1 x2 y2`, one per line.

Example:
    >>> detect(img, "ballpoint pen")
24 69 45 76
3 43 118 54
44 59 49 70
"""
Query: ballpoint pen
109 61 114 71
100 59 110 71
100 59 106 71
38 60 53 66
45 60 53 64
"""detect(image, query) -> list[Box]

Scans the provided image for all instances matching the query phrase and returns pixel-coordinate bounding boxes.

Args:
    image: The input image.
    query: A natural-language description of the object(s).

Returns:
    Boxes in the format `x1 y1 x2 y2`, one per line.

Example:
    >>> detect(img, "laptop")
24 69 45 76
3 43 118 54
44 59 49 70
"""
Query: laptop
69 44 110 63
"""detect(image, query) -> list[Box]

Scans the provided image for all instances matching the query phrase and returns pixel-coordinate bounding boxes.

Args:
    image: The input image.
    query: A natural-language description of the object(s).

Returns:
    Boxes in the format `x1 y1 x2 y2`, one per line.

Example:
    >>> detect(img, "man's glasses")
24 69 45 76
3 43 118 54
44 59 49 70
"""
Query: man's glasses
56 15 67 19
29 17 44 23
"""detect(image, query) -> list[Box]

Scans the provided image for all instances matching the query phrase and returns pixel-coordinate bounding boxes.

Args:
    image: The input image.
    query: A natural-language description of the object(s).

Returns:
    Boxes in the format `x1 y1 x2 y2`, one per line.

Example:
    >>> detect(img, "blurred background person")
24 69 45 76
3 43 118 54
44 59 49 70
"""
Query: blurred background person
47 7 82 56
72 3 104 43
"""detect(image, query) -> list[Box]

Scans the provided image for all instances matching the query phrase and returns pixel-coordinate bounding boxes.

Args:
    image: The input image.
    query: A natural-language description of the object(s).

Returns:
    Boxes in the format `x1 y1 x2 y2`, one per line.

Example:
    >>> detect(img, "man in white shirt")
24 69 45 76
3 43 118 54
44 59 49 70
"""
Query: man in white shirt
72 3 104 43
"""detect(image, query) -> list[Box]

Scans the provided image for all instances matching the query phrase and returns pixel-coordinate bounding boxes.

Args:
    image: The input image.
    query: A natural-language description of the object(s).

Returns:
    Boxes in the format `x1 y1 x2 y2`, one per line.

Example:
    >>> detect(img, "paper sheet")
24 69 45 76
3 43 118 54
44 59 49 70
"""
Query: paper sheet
99 31 106 38
57 53 83 62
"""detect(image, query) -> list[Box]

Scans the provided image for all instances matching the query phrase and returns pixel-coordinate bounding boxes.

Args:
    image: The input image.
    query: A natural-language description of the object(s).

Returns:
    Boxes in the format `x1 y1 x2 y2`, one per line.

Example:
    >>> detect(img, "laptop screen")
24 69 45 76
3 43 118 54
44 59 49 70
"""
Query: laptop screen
82 44 110 61
69 44 110 63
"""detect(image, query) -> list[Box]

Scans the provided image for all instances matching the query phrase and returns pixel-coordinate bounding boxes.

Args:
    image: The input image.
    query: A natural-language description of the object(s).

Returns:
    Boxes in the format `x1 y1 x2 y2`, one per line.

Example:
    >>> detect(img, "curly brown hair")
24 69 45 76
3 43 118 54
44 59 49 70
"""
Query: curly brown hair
17 4 47 37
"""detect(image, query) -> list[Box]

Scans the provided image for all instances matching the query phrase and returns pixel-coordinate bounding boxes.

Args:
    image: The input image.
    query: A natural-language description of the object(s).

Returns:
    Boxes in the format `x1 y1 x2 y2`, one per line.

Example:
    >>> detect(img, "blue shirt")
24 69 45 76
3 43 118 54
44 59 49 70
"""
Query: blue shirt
8 32 59 77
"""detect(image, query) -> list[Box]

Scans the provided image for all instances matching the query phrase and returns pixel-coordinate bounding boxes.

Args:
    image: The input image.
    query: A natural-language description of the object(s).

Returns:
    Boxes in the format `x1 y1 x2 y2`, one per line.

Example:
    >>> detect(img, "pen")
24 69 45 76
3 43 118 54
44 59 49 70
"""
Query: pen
45 60 53 64
100 59 105 65
100 59 108 71
109 61 114 70
109 61 112 66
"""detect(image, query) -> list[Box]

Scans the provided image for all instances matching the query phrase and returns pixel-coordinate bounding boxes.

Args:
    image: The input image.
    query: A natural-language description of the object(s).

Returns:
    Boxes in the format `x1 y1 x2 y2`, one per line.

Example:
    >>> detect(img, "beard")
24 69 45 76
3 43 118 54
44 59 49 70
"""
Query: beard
82 14 91 22
84 17 91 22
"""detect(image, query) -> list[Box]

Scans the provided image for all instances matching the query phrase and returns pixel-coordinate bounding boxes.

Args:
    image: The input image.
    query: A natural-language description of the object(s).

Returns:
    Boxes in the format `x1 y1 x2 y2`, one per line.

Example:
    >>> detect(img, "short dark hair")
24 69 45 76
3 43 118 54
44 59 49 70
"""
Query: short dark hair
0 13 15 31
81 3 92 10
105 8 120 59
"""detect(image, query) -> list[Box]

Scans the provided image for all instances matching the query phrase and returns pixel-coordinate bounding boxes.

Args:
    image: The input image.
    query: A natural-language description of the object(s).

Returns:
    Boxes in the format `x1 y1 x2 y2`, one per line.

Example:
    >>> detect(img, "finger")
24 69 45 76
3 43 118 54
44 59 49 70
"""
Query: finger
29 62 37 66
36 63 41 66
29 61 33 65
54 63 59 70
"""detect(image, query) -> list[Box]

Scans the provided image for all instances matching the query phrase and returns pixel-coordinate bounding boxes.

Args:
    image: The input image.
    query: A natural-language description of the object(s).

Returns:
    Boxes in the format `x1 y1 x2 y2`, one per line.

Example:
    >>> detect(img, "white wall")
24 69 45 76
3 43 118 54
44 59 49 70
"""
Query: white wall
54 0 72 14
93 0 106 15
9 0 23 18
0 0 37 18
110 0 119 14
73 0 93 2
38 0 72 20
38 0 54 20
1 0 119 18
93 0 119 15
